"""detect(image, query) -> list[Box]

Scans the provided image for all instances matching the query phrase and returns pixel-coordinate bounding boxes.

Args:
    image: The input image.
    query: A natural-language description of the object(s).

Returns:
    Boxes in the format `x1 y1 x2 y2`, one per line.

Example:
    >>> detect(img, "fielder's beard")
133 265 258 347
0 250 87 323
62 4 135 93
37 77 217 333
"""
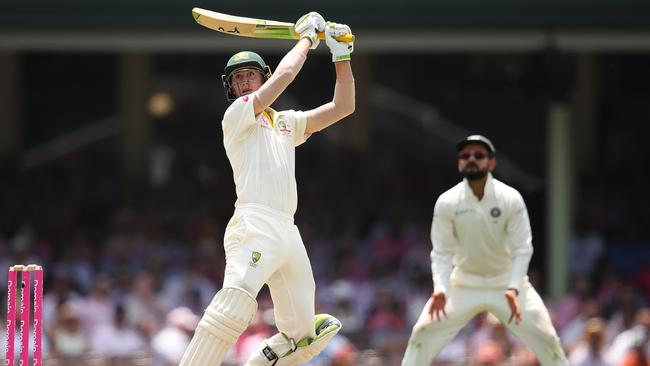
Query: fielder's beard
461 167 488 181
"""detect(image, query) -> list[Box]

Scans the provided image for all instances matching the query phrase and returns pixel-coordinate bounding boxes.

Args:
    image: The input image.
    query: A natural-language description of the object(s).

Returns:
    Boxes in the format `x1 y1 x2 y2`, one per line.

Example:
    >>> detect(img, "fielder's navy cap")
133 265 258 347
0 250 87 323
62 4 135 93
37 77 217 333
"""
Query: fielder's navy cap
456 135 496 155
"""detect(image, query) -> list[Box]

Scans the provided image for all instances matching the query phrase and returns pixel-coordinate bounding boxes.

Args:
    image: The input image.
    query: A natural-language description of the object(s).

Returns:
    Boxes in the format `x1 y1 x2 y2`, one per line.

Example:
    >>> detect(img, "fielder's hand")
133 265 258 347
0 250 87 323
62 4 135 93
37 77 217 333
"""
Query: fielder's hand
427 291 448 322
504 288 521 325
325 22 353 62
295 12 326 49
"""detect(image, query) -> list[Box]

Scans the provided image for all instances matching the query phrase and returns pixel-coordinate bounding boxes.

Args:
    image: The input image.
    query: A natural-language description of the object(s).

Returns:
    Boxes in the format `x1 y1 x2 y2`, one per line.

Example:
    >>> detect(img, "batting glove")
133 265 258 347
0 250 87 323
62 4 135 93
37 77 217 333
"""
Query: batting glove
294 12 326 49
325 22 353 62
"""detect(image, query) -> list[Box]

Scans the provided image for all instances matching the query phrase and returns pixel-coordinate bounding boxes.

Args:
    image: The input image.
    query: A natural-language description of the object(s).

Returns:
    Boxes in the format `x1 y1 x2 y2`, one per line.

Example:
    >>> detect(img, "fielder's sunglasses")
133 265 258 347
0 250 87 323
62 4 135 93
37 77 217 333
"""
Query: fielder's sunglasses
458 151 489 160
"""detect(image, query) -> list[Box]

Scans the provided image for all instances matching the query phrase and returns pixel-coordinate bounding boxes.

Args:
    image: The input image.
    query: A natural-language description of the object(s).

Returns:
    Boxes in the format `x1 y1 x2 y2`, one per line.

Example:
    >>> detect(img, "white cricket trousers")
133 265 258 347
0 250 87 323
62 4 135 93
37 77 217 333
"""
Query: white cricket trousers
222 203 316 341
402 283 568 366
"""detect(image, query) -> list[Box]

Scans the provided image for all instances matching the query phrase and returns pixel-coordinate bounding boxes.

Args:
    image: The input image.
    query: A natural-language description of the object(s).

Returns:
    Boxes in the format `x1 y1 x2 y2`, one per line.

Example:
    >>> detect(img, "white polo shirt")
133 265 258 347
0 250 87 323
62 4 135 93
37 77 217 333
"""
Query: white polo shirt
430 173 534 294
222 94 310 216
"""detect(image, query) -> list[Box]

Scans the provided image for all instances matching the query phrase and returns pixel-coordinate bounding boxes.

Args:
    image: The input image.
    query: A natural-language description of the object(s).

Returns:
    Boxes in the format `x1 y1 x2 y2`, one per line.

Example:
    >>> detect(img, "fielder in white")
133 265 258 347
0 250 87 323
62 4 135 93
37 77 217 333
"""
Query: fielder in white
179 12 355 366
401 135 569 366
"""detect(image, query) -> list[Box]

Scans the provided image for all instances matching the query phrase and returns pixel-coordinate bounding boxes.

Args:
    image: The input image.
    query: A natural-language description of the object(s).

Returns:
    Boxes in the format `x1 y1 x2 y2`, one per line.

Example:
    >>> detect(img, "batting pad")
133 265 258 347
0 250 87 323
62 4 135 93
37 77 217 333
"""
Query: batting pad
180 287 257 366
245 314 341 366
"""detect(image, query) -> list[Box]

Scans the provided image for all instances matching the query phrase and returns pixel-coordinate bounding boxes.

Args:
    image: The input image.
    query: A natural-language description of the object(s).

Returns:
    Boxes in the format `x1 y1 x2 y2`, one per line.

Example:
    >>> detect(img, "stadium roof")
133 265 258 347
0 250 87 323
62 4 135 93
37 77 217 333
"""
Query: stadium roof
2 0 650 52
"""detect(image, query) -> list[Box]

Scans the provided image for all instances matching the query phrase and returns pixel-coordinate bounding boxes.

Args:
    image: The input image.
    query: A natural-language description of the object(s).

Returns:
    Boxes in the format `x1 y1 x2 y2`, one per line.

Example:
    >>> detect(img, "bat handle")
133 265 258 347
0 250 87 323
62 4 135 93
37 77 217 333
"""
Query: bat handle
316 32 355 43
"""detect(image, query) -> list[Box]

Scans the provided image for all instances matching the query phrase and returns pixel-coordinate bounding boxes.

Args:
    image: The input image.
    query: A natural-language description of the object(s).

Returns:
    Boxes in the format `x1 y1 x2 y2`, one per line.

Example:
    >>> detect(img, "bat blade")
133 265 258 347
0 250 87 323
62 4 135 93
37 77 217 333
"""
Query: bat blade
192 8 355 43
192 8 300 40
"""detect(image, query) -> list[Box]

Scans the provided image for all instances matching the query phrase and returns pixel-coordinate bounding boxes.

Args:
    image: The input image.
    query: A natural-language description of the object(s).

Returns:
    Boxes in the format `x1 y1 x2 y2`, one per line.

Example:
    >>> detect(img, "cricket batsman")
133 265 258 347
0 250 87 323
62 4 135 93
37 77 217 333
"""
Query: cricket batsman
401 135 569 366
179 11 355 366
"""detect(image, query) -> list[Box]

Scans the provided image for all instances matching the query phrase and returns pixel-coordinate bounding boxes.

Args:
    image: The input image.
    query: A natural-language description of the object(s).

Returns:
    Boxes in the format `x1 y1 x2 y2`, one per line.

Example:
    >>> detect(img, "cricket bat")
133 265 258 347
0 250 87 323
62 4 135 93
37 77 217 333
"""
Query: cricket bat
192 8 355 43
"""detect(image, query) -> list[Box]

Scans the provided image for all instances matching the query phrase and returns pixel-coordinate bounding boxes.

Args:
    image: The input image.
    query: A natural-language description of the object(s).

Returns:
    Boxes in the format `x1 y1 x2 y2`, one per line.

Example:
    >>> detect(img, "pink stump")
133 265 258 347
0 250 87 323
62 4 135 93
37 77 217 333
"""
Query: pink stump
33 269 43 366
19 271 30 366
5 268 17 366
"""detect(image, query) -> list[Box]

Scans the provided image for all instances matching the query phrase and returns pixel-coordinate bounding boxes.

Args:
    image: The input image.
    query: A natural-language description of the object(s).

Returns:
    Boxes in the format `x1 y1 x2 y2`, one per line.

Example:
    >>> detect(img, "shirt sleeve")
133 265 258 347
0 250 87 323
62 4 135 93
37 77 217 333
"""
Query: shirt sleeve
506 191 534 292
289 110 311 147
430 197 456 294
222 95 257 147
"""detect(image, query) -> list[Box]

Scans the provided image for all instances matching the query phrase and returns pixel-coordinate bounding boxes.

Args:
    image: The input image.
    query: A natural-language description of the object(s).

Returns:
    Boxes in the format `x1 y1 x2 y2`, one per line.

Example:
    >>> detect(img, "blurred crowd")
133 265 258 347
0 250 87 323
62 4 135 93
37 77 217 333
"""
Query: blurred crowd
1 120 649 366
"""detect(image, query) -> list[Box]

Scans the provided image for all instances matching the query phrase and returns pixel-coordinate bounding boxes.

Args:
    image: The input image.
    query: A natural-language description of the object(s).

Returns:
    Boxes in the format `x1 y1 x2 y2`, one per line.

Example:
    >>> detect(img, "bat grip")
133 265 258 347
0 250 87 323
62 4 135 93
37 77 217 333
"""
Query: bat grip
316 32 355 43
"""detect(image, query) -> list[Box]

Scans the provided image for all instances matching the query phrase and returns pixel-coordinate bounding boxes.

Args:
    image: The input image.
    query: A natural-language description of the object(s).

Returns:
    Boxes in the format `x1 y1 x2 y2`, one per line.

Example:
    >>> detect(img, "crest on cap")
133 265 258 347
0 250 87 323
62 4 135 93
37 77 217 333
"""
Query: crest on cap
232 52 251 61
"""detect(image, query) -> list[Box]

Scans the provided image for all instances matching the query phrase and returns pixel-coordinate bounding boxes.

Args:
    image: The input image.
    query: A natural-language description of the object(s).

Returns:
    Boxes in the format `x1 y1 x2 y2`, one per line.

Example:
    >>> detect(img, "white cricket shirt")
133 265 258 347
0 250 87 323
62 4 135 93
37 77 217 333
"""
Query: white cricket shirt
222 94 310 216
430 173 533 294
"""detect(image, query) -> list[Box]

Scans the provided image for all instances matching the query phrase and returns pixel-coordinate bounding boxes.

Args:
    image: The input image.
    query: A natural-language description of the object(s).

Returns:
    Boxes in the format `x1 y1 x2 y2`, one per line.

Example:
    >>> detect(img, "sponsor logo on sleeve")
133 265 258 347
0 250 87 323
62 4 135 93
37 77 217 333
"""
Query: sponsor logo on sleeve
259 114 271 129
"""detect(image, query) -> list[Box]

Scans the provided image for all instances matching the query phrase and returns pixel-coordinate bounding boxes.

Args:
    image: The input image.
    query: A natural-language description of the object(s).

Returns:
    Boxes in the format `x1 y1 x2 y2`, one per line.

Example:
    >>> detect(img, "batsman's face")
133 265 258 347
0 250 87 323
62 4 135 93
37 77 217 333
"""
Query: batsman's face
457 144 495 180
230 69 265 98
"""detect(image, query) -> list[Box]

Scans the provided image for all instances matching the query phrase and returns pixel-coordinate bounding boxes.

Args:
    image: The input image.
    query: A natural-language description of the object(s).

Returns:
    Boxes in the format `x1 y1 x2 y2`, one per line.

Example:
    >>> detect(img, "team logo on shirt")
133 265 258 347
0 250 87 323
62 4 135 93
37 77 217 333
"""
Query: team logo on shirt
490 207 502 218
250 251 262 267
278 120 292 136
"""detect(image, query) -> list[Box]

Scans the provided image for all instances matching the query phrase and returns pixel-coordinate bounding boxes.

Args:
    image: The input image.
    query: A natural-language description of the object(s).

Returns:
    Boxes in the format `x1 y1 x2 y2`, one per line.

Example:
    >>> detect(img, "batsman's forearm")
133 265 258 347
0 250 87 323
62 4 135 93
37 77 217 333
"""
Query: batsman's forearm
335 60 354 83
275 38 311 80
255 39 311 112
304 62 355 133
333 61 355 114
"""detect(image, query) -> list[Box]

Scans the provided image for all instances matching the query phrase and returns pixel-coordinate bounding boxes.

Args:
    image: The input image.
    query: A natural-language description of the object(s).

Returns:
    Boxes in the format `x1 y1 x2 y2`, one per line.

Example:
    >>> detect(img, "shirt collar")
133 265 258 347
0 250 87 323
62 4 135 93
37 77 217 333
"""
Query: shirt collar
260 108 277 128
485 172 494 193
462 172 494 201
265 108 278 122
